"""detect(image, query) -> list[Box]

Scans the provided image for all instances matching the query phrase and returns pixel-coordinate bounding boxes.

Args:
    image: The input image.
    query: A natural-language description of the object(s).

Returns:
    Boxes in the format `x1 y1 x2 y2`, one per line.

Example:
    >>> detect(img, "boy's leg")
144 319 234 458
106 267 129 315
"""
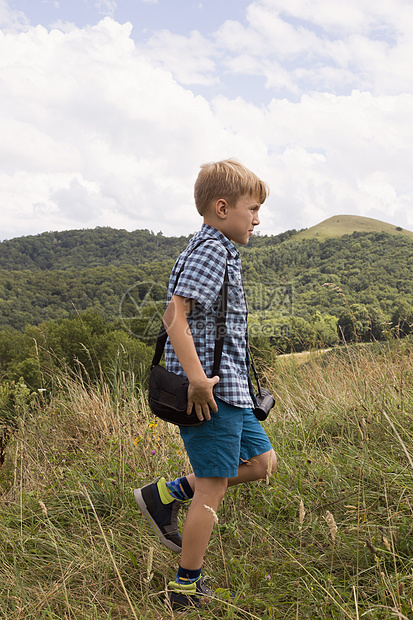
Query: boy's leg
138 451 276 608
228 448 277 485
169 450 276 574
166 454 277 609
135 450 276 555
167 476 227 610
180 476 228 569
183 448 276 493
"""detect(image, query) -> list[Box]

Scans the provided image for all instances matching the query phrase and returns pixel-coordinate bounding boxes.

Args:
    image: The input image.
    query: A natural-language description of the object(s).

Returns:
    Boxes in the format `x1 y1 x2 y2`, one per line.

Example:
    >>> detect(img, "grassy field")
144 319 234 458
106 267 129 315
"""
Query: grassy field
1 341 413 619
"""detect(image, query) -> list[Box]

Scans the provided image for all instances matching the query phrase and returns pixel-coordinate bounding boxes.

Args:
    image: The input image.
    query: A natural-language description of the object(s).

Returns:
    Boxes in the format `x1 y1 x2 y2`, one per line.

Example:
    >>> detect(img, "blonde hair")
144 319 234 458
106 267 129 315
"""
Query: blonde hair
194 158 269 216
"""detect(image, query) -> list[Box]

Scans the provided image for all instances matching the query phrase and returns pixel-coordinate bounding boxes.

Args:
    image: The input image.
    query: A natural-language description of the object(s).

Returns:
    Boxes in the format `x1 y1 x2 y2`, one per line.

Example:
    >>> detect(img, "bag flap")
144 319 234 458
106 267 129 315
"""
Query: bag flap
149 365 189 412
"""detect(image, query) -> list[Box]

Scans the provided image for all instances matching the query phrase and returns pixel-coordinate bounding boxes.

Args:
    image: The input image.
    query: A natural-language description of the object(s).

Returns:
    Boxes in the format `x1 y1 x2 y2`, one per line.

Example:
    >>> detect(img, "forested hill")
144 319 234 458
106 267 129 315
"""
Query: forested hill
1 222 413 339
0 226 299 271
0 228 191 271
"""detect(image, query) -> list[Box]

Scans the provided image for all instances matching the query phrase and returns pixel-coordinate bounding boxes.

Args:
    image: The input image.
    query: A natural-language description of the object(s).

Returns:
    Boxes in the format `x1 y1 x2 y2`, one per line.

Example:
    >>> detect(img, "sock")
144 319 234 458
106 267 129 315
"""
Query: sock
176 565 202 584
165 476 194 502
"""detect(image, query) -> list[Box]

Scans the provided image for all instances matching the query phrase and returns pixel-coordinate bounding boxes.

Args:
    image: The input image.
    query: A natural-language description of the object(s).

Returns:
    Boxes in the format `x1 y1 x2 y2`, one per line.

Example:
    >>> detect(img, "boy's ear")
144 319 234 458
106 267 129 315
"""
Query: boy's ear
215 199 228 219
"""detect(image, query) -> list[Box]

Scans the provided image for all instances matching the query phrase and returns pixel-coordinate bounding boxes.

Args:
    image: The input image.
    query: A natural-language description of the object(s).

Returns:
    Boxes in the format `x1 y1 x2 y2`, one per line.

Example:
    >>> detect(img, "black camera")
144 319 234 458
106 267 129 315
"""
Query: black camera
253 387 275 421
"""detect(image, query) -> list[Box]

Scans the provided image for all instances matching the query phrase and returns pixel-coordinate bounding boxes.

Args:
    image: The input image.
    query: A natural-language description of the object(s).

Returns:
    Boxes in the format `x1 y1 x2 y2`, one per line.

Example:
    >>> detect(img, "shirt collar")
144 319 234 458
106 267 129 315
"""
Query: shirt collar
197 223 240 259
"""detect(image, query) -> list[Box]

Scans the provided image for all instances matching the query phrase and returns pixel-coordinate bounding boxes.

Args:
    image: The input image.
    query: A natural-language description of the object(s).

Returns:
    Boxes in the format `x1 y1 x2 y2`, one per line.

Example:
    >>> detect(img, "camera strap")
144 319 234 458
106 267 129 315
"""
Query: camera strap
248 347 263 399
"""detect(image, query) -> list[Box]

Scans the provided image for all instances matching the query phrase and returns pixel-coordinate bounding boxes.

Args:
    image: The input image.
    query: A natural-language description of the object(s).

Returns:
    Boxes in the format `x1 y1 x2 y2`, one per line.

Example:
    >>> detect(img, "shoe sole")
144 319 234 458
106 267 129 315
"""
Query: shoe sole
133 488 182 553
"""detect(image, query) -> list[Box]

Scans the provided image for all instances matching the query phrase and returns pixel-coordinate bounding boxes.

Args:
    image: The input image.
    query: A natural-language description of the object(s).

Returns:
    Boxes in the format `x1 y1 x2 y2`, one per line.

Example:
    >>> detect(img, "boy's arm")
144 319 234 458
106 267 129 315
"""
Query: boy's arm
163 294 219 422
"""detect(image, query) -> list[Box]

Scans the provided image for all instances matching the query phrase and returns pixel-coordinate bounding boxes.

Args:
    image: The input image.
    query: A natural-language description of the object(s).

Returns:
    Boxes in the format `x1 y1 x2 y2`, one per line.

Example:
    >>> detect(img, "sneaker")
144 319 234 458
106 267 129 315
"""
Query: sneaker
134 477 185 553
167 576 213 610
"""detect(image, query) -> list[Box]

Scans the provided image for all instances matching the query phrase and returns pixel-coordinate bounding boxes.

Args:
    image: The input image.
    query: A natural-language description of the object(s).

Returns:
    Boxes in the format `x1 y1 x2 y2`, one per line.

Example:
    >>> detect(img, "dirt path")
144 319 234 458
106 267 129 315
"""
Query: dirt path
277 348 333 365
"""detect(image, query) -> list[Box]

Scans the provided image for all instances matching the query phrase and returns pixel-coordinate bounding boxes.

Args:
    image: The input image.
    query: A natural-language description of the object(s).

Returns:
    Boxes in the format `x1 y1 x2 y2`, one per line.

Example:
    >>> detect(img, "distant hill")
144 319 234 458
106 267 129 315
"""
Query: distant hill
1 216 411 272
0 226 298 271
1 220 413 335
0 228 191 271
293 214 413 242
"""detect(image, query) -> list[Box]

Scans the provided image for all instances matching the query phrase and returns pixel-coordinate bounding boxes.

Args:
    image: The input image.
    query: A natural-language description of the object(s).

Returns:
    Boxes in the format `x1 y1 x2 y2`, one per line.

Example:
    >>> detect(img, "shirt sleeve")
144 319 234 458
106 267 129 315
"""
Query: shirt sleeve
173 240 227 310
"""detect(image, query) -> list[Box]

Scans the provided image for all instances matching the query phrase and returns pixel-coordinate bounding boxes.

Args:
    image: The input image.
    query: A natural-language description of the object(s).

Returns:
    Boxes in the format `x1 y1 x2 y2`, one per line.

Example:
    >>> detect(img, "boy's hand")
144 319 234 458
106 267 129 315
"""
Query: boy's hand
188 376 220 421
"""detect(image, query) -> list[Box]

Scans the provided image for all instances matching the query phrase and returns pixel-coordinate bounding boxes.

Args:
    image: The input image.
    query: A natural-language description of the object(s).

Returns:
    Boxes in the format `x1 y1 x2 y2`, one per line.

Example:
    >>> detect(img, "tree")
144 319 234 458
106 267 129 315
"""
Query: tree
311 312 339 348
338 304 370 342
391 300 413 338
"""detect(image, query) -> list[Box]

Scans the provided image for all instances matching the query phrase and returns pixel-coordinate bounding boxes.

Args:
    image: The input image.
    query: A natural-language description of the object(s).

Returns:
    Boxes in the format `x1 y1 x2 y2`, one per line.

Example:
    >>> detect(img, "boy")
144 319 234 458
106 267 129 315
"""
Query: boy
135 159 277 610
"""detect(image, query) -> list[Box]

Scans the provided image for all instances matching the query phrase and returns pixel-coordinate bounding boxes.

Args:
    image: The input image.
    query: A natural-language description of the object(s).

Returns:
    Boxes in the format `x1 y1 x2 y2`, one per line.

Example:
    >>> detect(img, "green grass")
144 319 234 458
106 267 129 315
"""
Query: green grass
1 342 413 618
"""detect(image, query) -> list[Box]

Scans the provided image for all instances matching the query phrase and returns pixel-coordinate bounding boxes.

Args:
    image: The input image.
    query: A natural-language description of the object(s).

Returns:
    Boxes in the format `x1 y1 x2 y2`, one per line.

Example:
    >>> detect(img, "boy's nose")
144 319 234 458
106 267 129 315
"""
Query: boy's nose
253 214 260 226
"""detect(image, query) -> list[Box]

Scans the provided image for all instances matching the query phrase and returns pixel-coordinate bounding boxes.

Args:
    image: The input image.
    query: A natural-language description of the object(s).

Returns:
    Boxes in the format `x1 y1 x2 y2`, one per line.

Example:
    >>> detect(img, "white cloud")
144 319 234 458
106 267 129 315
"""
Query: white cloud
141 29 218 86
0 0 28 31
0 1 413 242
258 0 404 34
211 88 413 233
210 0 413 96
95 0 117 18
0 17 232 238
121 0 413 99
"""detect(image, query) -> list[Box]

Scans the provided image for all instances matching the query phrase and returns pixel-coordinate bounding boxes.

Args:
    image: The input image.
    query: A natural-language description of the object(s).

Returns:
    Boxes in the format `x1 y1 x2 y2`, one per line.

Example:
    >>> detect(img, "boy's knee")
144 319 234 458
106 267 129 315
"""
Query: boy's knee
213 479 228 503
195 477 228 502
257 449 277 479
209 477 228 500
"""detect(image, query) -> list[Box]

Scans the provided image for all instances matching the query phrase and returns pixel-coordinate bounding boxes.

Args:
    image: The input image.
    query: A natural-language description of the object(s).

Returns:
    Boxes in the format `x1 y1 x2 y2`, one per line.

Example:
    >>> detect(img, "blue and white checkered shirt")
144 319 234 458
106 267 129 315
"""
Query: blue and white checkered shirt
164 223 254 408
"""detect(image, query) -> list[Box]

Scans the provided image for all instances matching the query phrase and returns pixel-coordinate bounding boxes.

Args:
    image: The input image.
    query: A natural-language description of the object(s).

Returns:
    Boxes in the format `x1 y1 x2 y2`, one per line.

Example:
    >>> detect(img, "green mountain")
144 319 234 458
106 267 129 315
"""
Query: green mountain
0 221 413 348
0 228 191 271
293 214 413 242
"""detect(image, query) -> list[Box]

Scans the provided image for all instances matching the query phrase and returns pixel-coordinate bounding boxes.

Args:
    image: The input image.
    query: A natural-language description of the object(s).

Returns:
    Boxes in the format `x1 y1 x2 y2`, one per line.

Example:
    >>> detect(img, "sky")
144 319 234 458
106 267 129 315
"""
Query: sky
1 0 413 241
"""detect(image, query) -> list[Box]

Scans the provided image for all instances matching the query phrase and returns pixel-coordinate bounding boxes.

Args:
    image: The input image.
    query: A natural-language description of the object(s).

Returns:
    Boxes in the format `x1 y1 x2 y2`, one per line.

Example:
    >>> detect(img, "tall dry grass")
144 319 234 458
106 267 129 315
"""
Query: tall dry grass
1 341 413 618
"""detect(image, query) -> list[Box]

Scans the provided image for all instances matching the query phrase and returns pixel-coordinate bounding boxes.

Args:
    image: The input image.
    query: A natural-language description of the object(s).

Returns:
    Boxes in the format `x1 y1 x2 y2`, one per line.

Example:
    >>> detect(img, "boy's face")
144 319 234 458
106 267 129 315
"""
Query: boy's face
221 194 261 245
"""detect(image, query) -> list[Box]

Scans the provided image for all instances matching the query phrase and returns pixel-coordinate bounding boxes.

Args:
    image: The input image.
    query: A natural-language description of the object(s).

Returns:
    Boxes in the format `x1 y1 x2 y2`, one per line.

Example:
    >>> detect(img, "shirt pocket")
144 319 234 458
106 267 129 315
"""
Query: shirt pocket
227 270 244 307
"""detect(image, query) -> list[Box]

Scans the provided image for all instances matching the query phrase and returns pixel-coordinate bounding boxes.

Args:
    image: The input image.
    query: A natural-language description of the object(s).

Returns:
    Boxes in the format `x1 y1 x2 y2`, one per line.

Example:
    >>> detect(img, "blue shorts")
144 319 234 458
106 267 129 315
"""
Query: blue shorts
179 397 273 478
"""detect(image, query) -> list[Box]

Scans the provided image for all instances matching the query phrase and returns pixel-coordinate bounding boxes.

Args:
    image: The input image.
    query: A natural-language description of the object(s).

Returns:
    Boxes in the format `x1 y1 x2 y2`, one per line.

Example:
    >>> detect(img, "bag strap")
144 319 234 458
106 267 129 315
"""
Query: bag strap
151 239 228 378
211 262 228 377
